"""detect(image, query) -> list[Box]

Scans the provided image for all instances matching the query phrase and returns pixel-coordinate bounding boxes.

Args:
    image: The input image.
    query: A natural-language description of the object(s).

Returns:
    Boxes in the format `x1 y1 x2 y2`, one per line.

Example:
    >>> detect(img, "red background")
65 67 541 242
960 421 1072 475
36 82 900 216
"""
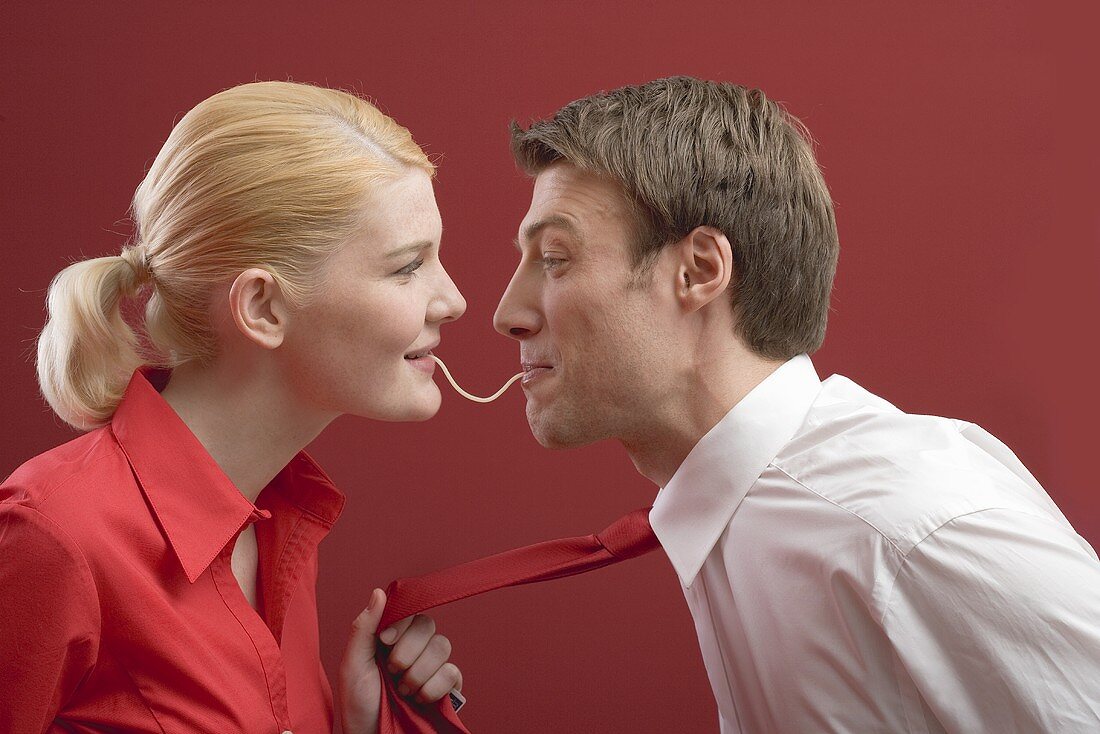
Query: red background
3 3 1097 732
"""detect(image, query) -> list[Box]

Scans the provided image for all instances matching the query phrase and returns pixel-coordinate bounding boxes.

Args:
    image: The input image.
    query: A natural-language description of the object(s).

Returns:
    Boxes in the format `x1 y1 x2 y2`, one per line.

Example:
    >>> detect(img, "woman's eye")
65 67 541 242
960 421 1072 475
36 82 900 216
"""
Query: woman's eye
396 258 424 276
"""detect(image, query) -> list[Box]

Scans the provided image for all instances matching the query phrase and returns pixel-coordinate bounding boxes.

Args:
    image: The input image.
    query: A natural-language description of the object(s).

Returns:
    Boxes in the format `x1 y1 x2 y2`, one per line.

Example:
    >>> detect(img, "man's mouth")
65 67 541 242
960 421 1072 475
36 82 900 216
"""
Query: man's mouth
520 362 554 384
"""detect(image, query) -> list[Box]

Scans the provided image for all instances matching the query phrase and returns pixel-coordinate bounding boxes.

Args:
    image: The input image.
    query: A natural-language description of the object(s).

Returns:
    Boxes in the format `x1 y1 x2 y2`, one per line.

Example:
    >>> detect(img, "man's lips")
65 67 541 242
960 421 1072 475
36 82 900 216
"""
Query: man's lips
520 362 554 384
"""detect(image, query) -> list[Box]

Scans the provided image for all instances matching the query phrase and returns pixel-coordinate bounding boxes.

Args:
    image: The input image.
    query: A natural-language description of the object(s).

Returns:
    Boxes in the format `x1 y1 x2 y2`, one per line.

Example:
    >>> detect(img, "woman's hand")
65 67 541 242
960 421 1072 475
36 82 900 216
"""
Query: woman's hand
337 588 463 734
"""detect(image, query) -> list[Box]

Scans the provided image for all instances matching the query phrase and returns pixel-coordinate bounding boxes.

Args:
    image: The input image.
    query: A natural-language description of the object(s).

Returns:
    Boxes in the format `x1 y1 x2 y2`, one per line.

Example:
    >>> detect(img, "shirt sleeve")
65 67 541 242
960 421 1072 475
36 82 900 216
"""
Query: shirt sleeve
0 503 101 733
883 508 1100 733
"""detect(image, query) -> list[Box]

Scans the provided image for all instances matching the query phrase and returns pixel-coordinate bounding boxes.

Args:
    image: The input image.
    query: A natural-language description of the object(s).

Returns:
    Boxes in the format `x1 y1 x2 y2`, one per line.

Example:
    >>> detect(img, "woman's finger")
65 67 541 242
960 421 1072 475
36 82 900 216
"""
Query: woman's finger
339 588 385 685
397 633 452 695
384 614 436 675
377 612 416 646
414 663 463 704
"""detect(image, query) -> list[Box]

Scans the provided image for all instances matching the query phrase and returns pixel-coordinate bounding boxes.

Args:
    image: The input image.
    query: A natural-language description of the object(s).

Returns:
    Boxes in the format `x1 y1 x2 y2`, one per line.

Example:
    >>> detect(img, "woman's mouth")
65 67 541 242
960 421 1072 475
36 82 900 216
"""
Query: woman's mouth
405 344 439 374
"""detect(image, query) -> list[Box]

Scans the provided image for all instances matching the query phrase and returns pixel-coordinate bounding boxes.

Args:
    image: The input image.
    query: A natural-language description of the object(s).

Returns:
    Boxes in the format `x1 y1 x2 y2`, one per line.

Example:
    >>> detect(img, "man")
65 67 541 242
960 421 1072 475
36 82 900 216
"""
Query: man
493 77 1100 733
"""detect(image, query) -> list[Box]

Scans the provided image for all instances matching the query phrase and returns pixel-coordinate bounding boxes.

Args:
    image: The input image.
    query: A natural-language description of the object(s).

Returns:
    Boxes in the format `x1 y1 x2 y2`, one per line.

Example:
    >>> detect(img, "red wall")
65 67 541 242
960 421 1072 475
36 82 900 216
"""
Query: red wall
3 3 1097 732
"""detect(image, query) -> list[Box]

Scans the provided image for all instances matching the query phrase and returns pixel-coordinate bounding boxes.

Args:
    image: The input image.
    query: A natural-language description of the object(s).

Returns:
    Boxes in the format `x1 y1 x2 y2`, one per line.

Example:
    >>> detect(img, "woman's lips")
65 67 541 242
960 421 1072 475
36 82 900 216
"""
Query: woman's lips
405 354 437 374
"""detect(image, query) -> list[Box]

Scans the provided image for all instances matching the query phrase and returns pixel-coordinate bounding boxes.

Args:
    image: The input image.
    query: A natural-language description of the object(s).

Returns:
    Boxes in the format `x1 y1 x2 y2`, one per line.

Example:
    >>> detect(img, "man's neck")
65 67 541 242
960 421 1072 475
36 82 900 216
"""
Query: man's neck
623 349 785 489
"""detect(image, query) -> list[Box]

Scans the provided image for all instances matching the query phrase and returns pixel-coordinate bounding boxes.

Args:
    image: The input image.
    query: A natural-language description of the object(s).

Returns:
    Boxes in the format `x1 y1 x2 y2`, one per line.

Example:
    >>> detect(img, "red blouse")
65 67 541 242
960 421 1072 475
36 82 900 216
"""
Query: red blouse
0 368 346 733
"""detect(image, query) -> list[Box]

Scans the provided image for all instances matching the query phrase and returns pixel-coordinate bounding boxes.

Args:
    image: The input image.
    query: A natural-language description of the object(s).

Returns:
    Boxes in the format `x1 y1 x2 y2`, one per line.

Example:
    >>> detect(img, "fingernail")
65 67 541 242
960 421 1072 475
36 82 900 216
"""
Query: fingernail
366 589 380 612
380 628 396 644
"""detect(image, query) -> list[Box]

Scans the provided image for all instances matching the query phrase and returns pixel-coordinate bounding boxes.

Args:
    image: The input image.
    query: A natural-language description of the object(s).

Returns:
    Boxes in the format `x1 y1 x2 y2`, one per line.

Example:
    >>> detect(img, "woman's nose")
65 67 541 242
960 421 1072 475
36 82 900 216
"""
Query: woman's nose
433 266 466 324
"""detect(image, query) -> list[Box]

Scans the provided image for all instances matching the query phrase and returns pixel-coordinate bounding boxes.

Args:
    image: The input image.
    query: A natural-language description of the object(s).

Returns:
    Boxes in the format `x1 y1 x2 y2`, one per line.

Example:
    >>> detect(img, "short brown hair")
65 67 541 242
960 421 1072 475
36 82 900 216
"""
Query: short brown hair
510 76 839 361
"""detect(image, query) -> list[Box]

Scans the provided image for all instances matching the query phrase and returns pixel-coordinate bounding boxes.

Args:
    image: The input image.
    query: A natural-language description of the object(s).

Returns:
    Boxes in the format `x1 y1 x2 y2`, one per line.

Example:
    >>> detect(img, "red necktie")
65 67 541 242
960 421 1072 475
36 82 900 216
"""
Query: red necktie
375 506 660 733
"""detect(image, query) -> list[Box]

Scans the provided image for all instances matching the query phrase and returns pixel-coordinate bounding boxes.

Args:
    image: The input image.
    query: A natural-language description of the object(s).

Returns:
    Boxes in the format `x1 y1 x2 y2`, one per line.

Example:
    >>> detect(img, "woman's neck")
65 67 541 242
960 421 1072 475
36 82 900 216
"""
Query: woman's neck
159 358 335 504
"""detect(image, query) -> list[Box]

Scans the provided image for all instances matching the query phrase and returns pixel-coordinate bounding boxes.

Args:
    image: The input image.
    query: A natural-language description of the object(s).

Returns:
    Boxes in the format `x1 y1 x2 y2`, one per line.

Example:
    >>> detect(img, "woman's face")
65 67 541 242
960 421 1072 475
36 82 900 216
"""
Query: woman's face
281 169 466 422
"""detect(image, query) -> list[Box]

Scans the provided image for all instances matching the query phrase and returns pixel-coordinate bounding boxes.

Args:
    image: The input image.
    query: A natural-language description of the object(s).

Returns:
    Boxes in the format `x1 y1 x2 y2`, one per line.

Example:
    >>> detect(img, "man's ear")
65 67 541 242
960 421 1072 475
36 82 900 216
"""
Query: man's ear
227 268 288 350
674 226 734 313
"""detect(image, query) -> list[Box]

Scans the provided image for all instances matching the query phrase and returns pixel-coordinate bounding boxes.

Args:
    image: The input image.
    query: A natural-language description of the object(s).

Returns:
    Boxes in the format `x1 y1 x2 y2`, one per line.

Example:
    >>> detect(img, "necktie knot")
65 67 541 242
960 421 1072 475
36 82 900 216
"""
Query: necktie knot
596 507 660 559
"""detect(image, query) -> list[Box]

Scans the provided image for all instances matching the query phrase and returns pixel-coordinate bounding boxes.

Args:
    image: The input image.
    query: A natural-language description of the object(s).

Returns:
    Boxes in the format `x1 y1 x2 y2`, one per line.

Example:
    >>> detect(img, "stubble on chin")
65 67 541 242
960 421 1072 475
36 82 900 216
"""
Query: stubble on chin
526 397 604 450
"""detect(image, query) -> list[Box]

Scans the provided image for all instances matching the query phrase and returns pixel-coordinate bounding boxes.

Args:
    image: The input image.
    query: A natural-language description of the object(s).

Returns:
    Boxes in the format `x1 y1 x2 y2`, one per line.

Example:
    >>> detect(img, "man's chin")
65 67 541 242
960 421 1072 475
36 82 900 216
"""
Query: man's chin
533 431 580 450
527 408 600 450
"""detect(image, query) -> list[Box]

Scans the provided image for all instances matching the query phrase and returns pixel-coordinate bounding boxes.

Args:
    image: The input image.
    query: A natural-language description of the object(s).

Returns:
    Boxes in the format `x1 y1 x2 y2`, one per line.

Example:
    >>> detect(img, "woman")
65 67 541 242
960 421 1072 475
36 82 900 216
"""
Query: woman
0 81 467 733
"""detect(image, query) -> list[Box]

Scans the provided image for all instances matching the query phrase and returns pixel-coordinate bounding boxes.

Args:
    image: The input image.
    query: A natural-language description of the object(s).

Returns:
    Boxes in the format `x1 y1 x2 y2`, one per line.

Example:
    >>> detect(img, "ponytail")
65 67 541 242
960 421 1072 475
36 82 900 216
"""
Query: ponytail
35 246 153 430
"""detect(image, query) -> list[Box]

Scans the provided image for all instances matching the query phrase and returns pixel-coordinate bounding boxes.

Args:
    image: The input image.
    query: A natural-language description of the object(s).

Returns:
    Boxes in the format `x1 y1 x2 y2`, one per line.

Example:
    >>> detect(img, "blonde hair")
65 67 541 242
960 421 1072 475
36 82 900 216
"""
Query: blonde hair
36 81 433 430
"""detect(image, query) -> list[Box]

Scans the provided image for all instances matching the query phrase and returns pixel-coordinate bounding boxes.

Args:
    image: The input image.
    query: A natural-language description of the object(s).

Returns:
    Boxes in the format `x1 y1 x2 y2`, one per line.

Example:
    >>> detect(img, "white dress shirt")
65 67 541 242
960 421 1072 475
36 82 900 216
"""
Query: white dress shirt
650 355 1100 733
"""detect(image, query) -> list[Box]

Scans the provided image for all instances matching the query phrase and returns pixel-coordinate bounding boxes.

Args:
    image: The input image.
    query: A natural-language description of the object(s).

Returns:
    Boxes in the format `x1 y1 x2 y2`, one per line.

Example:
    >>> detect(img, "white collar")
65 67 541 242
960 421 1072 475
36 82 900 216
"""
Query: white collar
650 354 822 587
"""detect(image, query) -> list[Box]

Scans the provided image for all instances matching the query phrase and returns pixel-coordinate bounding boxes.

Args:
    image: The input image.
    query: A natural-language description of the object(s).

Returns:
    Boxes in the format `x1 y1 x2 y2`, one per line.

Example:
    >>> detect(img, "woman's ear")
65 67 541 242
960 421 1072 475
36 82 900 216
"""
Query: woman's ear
227 268 288 350
675 226 735 313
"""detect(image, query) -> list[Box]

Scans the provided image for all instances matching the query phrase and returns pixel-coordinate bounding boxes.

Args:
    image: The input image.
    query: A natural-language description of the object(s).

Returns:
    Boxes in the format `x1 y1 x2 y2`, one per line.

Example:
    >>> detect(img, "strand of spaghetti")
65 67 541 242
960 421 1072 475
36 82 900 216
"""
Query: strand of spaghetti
429 355 524 403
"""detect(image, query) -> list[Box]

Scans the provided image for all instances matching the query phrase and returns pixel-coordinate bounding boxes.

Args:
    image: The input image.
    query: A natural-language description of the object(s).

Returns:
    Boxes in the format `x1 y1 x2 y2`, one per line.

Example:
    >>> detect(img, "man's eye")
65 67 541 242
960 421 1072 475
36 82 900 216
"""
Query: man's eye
396 258 424 276
540 256 565 269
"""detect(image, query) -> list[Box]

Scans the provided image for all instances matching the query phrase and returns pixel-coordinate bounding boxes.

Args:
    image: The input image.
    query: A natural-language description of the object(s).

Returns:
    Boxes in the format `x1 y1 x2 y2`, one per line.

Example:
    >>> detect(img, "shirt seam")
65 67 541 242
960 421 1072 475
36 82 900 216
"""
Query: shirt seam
3 504 104 725
770 462 906 555
9 456 175 732
694 573 745 733
287 452 344 526
15 449 114 510
268 514 310 640
5 503 104 658
877 505 1051 628
290 503 337 527
210 552 285 727
113 656 169 734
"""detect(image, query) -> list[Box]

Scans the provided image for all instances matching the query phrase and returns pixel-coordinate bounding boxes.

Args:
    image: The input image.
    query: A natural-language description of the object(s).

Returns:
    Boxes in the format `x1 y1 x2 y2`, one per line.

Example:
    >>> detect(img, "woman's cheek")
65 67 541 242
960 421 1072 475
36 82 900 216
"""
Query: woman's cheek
392 292 427 346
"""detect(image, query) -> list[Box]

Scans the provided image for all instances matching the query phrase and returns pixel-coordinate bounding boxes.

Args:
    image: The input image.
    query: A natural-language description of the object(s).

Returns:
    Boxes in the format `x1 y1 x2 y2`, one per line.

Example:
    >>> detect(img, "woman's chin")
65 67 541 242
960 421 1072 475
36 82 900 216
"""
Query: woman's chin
409 384 443 420
374 390 442 423
402 400 441 422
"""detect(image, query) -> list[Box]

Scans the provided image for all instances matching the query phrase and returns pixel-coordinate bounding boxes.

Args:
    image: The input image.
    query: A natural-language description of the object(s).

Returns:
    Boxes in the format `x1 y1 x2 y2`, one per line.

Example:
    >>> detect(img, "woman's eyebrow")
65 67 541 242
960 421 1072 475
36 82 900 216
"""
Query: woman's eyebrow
385 240 434 258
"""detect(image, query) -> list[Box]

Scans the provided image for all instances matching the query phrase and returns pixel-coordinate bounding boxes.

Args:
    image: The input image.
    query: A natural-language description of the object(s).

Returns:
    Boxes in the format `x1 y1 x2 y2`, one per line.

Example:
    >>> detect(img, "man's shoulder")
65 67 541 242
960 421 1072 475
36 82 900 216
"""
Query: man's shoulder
767 374 1066 555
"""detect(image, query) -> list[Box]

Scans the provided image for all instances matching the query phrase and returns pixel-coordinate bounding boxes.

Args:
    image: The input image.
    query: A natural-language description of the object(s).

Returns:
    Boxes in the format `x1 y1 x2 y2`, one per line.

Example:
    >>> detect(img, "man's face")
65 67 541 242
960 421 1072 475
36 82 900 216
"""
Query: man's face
494 163 678 449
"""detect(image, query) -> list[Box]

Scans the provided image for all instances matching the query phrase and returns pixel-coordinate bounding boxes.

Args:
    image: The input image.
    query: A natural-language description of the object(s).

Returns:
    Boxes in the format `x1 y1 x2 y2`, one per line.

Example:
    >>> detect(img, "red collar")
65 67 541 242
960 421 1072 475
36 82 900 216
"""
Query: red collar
109 367 345 583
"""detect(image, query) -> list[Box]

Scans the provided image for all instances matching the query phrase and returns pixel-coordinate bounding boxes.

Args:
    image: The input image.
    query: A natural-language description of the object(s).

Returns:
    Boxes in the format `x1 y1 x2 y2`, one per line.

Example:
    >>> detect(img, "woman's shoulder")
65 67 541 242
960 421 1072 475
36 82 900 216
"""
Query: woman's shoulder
2 426 125 516
0 436 105 654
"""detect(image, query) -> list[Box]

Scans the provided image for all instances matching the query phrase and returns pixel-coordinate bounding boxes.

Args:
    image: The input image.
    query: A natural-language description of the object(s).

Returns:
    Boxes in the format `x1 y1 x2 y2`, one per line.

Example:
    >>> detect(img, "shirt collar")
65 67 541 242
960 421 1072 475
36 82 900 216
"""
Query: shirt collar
109 367 346 583
650 354 822 588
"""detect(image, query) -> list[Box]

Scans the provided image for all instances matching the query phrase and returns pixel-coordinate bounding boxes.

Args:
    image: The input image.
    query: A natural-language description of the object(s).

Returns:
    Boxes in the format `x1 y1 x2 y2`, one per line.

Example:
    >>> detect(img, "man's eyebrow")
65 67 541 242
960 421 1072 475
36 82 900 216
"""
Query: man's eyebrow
384 240 435 258
513 214 581 251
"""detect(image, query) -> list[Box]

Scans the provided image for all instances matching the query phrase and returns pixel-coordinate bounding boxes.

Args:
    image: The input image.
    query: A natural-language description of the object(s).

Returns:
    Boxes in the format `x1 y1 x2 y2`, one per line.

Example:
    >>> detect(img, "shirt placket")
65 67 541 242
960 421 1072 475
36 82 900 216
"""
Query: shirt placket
209 511 293 732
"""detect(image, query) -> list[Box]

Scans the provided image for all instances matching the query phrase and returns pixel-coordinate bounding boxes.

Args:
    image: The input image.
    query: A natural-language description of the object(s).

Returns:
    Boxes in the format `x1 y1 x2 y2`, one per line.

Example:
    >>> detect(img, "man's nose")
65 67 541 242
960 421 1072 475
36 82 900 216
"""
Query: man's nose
493 269 539 339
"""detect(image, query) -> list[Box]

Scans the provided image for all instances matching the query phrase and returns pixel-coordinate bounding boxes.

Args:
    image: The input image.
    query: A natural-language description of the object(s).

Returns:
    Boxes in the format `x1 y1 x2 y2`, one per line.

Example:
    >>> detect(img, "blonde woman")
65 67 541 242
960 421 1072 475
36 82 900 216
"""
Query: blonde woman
0 82 466 733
